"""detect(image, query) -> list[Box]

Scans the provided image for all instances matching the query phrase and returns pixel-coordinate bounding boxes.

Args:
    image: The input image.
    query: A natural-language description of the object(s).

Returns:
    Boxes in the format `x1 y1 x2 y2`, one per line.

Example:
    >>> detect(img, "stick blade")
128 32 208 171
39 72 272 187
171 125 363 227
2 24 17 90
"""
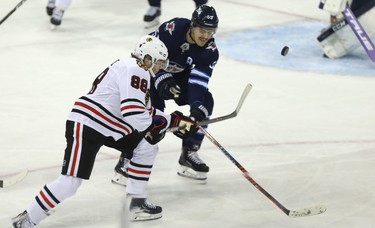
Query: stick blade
234 83 252 114
0 169 28 188
197 83 252 126
288 205 327 218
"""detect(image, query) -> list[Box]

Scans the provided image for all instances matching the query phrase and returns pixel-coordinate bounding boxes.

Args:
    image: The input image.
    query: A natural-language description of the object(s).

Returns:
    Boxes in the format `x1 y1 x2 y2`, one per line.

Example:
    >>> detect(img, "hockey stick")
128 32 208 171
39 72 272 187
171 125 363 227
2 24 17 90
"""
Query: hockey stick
342 4 375 62
197 83 252 126
168 83 251 133
199 126 326 217
0 169 28 188
0 0 28 26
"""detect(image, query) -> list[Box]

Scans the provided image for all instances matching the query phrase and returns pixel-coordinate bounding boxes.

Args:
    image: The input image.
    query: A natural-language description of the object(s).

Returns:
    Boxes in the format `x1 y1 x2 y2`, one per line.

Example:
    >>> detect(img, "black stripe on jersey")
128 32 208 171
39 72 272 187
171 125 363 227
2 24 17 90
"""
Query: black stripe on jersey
72 109 127 137
44 185 60 204
80 96 134 131
121 98 146 106
130 161 153 169
122 111 145 118
128 175 149 181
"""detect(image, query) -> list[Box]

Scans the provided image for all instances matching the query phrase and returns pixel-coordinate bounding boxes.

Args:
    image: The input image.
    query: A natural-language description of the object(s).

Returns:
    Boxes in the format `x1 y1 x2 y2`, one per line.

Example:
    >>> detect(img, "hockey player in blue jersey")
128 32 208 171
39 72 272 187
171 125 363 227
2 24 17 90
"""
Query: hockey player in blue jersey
112 5 219 184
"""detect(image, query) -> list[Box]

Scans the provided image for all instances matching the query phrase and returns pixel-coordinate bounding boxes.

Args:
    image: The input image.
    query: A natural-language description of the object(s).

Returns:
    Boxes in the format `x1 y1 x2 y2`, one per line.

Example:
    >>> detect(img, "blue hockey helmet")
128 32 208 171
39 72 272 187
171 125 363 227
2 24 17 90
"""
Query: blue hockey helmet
191 5 219 29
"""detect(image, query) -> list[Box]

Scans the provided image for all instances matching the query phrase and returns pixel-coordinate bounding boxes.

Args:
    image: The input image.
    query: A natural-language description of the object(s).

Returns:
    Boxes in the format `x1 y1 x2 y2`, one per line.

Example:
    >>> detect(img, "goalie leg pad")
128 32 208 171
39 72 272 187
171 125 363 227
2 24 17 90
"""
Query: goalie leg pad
317 5 375 58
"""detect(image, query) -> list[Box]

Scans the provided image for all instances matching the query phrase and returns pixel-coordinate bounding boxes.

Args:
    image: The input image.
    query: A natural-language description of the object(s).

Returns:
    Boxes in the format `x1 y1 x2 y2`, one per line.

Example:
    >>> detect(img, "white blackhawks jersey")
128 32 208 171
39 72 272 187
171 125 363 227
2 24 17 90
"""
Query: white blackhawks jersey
67 57 171 140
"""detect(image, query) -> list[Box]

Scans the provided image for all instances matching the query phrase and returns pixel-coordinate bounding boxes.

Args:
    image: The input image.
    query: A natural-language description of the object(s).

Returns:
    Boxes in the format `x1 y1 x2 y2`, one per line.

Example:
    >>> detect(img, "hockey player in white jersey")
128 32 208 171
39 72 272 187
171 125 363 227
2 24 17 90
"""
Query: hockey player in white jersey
11 35 197 227
317 0 375 58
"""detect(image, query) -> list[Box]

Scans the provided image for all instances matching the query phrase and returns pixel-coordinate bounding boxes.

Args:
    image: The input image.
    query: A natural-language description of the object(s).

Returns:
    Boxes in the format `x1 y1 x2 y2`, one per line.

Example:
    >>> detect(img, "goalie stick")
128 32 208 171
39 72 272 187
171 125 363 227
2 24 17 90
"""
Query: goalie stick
0 169 28 188
342 4 375 62
0 0 28 25
197 83 252 126
199 126 326 217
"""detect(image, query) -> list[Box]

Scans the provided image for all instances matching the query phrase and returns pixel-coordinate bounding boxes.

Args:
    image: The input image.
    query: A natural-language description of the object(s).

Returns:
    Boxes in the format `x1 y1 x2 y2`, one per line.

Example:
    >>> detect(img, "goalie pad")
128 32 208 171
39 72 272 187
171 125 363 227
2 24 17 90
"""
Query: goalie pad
319 0 350 15
317 3 375 58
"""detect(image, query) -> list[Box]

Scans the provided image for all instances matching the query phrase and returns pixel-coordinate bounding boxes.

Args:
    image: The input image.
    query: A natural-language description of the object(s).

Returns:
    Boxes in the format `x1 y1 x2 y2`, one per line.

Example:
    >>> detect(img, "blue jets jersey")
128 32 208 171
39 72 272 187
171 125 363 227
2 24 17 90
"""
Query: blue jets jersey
150 17 219 107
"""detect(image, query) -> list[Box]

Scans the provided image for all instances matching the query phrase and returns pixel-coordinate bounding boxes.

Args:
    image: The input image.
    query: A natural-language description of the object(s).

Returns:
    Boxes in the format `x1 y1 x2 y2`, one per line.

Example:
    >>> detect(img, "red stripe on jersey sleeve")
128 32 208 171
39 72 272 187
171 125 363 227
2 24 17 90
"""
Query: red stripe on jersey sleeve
121 104 146 112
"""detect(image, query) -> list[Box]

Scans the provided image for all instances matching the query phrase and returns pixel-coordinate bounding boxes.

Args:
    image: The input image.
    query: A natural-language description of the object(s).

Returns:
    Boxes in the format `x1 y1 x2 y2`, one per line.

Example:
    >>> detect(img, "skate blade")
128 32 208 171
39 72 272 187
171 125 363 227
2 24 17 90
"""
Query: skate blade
177 166 207 181
144 19 160 29
111 173 127 186
130 211 162 221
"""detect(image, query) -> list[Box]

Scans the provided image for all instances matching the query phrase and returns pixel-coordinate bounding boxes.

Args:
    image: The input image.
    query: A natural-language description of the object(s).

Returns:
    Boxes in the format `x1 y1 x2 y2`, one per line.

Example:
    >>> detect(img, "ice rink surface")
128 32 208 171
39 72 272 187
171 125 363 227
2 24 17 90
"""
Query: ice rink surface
1 0 375 227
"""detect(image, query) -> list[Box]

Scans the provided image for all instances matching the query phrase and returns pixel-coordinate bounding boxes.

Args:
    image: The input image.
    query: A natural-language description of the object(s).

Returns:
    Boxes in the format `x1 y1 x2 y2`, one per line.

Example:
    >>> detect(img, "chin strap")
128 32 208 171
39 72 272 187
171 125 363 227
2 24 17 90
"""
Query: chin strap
188 30 196 44
149 69 155 77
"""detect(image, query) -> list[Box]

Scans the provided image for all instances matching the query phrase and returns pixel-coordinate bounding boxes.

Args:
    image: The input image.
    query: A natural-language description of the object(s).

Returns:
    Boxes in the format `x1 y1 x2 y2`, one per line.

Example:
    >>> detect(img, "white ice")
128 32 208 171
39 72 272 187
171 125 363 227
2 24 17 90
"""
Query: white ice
1 0 375 227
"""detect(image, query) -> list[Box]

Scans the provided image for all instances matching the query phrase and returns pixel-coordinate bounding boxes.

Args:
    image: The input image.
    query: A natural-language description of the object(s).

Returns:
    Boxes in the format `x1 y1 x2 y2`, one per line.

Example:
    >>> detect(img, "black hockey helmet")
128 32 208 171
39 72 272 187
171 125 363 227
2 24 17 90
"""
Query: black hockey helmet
191 5 219 30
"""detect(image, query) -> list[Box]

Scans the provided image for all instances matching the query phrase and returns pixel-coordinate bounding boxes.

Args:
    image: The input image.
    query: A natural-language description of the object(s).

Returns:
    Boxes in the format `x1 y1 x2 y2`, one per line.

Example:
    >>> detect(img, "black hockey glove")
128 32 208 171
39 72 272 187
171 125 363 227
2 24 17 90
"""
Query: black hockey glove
170 111 198 139
190 104 209 122
155 73 181 100
142 115 168 145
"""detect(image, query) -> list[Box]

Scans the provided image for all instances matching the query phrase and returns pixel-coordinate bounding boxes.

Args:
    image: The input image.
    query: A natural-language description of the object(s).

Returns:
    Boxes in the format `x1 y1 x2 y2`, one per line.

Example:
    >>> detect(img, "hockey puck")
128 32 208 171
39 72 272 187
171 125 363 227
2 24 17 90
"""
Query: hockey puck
281 46 289 56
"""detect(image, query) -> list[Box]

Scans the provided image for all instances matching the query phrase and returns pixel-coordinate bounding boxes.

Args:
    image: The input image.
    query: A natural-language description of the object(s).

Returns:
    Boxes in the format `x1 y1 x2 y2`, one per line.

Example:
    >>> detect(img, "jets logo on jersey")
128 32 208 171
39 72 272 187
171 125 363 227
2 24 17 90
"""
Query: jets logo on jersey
165 21 176 35
206 41 217 51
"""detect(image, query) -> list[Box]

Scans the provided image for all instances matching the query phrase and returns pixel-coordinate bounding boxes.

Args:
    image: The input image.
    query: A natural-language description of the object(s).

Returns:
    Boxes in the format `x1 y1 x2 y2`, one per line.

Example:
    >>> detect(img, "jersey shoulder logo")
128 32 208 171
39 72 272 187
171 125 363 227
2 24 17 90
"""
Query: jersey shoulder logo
165 21 176 35
145 89 150 106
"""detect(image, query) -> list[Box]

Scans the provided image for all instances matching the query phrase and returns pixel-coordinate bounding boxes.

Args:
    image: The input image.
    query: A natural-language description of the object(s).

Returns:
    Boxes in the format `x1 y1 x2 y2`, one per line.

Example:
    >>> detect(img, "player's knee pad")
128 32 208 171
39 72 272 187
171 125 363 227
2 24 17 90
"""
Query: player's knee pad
132 139 159 164
47 175 82 201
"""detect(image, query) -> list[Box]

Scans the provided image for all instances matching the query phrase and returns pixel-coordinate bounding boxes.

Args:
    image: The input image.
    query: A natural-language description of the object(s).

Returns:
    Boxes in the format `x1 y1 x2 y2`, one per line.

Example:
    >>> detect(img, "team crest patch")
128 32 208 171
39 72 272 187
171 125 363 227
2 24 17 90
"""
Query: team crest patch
145 89 150 106
165 21 176 35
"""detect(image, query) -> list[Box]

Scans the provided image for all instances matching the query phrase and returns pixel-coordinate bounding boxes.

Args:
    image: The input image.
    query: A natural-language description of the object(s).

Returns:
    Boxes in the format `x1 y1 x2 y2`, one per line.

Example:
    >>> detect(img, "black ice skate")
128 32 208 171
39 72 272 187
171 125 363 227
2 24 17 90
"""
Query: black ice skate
46 0 55 16
50 8 64 29
143 6 161 28
177 147 209 180
129 197 162 221
12 210 35 228
111 156 129 186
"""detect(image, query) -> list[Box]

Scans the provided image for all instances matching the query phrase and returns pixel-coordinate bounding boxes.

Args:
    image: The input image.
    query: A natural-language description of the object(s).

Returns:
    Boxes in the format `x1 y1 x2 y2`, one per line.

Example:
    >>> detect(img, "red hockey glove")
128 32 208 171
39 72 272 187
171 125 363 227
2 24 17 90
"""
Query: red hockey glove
142 115 168 145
